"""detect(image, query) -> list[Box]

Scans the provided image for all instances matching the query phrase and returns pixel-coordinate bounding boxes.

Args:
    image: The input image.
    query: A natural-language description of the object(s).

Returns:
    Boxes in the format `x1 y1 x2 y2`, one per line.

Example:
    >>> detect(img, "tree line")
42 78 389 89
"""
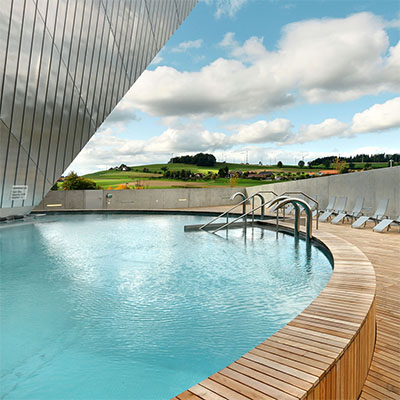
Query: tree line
168 153 216 167
309 153 399 167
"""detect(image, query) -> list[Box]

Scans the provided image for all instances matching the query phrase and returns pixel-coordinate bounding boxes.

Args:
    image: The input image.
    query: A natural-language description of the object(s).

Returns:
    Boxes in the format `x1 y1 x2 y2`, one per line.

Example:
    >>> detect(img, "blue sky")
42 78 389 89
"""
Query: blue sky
68 0 400 174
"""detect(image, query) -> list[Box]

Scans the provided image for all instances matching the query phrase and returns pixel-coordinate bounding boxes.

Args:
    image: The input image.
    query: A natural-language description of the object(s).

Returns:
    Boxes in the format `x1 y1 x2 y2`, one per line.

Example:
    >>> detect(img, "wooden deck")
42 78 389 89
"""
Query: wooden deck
174 213 400 400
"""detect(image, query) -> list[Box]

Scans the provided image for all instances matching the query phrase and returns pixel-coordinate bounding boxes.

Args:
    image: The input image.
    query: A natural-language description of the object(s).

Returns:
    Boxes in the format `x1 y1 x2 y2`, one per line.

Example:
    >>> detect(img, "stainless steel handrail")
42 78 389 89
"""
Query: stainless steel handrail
266 196 313 239
213 200 270 233
251 190 278 223
281 191 319 230
199 191 258 230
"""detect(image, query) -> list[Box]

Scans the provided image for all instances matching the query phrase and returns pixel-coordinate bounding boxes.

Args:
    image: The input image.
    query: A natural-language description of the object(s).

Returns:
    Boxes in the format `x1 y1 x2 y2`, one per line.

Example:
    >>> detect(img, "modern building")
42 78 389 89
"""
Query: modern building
0 0 197 218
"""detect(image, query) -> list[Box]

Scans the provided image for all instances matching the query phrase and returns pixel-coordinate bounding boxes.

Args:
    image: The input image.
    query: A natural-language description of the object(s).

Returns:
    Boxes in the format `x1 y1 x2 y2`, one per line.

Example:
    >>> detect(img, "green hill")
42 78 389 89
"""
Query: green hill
80 161 389 189
82 162 315 189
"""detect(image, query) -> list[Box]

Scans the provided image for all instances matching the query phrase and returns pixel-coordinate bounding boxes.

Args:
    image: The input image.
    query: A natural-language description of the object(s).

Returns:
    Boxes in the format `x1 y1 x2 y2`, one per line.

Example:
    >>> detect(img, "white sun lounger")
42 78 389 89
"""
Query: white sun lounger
352 199 389 229
373 216 400 233
331 197 364 224
294 195 319 217
319 196 347 222
316 196 335 219
284 203 295 214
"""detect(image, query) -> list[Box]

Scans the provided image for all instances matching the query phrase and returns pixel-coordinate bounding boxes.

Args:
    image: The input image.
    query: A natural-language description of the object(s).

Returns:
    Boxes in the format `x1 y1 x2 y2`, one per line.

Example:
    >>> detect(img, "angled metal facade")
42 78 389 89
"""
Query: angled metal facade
0 0 197 216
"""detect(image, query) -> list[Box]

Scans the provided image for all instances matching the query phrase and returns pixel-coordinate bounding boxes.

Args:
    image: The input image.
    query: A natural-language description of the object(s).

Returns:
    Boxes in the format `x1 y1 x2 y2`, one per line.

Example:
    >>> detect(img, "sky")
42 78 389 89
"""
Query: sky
67 0 400 174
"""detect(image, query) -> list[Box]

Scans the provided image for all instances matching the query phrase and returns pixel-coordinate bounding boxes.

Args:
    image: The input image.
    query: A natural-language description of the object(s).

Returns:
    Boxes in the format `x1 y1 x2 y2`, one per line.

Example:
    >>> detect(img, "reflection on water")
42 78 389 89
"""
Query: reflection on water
0 214 332 400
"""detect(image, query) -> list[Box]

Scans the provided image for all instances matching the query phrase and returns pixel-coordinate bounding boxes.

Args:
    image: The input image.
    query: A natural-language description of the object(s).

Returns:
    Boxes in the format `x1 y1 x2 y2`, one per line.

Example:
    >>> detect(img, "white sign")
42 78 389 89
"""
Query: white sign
10 185 28 201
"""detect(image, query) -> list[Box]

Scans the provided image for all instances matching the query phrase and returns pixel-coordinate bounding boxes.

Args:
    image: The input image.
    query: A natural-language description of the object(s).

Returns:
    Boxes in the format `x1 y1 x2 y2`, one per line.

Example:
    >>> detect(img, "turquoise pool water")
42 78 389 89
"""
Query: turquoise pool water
0 214 332 399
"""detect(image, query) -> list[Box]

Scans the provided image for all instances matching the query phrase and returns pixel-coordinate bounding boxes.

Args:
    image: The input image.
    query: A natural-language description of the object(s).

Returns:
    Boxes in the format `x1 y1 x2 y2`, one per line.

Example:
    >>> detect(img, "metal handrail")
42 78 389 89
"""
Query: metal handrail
281 191 319 229
266 196 313 239
199 191 258 230
251 190 278 222
213 200 270 233
257 190 278 196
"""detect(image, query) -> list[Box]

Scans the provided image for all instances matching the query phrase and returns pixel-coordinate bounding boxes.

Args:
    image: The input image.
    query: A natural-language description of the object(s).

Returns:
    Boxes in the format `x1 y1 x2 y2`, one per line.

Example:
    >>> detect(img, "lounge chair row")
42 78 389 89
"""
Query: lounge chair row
316 196 399 232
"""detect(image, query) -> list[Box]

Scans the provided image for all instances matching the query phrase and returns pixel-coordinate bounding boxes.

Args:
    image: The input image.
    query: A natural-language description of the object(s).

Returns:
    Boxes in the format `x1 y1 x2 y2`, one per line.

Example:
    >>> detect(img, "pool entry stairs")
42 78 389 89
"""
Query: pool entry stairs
184 191 318 240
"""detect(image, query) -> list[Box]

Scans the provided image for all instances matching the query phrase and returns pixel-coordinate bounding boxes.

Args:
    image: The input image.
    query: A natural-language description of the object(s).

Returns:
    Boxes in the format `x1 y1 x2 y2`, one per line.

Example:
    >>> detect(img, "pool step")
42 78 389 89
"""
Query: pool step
184 221 247 232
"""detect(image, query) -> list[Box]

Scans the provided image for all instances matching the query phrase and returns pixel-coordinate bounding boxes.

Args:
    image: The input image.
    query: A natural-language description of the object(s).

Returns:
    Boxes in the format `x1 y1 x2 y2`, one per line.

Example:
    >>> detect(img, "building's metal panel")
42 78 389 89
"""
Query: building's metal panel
0 0 197 217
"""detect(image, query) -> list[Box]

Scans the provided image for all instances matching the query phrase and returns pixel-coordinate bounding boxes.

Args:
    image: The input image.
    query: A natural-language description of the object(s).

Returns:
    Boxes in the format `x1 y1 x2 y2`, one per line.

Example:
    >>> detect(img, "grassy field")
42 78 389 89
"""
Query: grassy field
82 162 312 189
80 161 391 189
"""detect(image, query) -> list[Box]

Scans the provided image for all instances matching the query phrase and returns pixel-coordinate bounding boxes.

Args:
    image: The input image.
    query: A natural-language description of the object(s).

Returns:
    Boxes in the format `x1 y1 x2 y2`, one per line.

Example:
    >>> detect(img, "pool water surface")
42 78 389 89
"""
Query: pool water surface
0 214 332 399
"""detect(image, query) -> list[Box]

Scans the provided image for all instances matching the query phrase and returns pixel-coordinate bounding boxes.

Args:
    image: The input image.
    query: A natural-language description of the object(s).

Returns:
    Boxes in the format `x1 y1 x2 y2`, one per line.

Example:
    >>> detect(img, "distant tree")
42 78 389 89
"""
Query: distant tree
218 165 229 177
62 172 99 190
298 160 305 168
277 161 283 168
192 153 216 166
323 159 331 168
51 183 59 190
168 153 216 167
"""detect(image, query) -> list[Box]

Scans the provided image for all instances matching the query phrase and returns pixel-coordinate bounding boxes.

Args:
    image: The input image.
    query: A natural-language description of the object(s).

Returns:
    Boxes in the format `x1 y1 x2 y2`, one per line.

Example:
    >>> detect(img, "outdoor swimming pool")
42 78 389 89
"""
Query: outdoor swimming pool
0 214 332 399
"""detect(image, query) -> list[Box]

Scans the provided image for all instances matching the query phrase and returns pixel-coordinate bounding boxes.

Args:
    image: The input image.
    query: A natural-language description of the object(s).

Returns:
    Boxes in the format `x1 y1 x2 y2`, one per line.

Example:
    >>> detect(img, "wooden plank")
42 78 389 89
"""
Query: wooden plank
220 368 297 400
236 357 312 392
177 391 204 400
229 362 306 398
210 372 275 400
189 384 227 400
243 352 317 384
199 379 250 400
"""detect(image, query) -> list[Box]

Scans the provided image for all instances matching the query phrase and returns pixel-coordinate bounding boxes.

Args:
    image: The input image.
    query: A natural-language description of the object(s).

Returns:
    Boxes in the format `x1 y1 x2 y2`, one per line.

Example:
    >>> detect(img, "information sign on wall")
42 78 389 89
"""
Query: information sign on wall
10 185 28 201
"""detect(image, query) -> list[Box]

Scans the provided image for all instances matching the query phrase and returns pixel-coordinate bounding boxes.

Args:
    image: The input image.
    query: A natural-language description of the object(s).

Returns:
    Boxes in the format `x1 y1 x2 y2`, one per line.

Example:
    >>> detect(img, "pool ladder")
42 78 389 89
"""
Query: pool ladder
198 192 318 240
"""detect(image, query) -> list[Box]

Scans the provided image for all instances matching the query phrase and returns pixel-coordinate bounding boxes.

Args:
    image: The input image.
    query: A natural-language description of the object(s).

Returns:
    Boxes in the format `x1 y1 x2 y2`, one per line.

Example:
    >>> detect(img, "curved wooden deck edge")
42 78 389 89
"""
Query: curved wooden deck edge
175 230 377 400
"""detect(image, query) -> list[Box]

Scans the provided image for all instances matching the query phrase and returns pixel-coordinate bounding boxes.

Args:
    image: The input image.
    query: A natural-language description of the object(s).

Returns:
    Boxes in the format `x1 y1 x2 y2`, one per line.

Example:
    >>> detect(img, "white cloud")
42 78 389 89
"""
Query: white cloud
100 108 138 129
171 39 203 53
351 97 400 133
231 119 293 144
292 119 349 144
212 0 250 19
219 32 238 48
230 35 268 62
384 18 400 28
121 12 399 121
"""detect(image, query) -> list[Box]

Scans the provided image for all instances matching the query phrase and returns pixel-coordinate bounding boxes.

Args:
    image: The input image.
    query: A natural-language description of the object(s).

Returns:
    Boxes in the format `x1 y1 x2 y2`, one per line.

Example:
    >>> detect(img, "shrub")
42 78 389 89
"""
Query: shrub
61 172 100 190
333 157 349 174
218 166 229 177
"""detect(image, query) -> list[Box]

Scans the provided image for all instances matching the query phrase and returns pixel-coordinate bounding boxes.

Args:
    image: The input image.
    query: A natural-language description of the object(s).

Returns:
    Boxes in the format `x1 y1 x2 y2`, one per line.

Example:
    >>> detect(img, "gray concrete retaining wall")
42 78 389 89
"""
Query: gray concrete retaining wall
34 187 247 211
246 166 400 218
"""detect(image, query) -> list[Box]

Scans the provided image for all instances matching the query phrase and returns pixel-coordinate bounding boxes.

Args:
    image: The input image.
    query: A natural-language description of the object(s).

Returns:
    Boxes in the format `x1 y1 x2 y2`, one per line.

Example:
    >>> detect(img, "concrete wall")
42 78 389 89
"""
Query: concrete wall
34 187 247 211
246 166 400 218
